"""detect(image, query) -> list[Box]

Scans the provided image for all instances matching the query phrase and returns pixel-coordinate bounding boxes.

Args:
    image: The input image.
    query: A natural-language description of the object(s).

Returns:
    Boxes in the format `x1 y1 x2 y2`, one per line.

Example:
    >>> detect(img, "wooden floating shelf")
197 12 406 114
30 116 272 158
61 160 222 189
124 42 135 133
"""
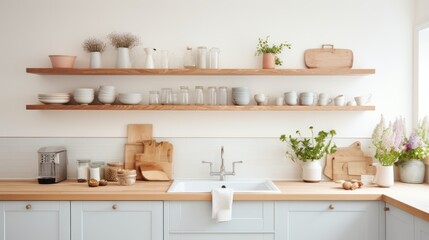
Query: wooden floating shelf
26 68 376 76
26 104 375 111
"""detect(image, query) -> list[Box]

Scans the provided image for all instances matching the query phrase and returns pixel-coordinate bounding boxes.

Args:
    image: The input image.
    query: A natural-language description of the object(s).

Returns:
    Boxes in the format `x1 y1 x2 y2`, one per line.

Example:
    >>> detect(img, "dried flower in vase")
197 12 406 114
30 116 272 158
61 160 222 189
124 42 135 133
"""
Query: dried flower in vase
82 38 106 53
107 32 141 49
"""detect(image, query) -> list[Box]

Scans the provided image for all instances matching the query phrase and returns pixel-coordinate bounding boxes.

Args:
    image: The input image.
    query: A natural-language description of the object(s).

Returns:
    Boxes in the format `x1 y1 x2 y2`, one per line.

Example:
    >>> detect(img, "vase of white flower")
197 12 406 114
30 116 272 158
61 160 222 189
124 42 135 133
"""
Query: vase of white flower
371 115 405 187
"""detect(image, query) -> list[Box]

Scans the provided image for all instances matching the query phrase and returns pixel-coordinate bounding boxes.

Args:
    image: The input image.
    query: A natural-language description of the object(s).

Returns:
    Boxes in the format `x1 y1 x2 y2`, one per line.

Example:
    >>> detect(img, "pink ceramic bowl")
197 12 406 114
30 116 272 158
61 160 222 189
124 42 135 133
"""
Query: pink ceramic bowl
49 55 76 68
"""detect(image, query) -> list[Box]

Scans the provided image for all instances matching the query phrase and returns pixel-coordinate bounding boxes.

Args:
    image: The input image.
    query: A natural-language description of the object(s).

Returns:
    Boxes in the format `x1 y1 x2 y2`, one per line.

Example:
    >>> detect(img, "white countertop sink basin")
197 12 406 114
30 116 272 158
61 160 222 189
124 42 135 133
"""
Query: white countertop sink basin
167 179 281 193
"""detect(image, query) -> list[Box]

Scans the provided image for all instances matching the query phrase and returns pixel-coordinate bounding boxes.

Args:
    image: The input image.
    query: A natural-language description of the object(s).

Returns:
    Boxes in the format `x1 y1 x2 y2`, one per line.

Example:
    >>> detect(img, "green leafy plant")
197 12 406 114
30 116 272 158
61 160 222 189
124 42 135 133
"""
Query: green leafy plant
107 32 141 49
280 126 337 162
255 36 291 66
82 38 106 53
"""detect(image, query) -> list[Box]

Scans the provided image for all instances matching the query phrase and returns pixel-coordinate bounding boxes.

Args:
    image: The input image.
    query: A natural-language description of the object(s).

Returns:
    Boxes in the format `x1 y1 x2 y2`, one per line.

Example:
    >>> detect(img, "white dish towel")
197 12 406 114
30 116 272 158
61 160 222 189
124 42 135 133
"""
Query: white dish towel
212 188 234 222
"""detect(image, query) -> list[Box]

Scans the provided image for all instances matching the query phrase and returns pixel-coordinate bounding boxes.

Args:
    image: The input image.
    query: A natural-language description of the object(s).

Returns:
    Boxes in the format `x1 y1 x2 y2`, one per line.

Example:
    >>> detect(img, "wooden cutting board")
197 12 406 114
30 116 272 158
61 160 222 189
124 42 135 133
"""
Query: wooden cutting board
304 44 353 69
127 124 153 144
124 124 153 180
135 140 173 180
324 141 363 179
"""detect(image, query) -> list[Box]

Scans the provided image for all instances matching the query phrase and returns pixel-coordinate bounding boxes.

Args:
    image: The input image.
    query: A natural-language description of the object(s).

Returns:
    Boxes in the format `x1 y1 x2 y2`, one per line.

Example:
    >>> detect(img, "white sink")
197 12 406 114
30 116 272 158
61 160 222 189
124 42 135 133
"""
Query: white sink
167 179 280 193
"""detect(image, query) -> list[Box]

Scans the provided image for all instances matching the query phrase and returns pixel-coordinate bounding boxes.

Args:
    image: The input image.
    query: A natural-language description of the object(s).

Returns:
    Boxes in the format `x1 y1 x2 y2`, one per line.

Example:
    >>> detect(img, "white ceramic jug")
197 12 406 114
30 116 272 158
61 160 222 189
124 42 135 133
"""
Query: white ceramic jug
144 48 155 69
372 163 394 187
116 47 131 68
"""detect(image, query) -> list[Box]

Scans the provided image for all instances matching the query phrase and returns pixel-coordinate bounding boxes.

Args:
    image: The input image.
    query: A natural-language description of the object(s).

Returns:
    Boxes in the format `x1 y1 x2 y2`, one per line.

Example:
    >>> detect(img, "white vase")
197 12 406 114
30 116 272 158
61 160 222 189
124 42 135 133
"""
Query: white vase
373 163 394 187
399 159 425 184
89 52 101 68
144 48 155 69
116 47 131 68
302 160 322 183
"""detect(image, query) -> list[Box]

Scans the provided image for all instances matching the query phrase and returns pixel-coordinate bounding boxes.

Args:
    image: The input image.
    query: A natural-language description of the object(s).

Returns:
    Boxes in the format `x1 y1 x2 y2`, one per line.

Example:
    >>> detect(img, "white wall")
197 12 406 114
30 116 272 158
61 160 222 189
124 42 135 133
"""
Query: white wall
415 0 429 26
0 0 415 179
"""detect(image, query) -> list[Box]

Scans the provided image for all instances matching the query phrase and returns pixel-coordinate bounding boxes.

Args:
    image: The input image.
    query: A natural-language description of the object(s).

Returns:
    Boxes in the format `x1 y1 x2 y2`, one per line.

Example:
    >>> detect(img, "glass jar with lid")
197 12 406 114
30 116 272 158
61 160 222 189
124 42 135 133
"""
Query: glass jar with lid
207 86 217 105
218 86 228 105
89 163 100 181
194 86 204 105
179 86 190 105
76 159 91 183
91 161 106 180
105 162 124 182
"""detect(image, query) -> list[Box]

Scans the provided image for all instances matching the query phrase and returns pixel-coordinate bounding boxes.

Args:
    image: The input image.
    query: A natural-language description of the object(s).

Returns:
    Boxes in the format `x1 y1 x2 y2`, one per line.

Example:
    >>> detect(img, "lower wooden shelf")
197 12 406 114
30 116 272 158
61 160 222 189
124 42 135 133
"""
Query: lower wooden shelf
26 104 375 111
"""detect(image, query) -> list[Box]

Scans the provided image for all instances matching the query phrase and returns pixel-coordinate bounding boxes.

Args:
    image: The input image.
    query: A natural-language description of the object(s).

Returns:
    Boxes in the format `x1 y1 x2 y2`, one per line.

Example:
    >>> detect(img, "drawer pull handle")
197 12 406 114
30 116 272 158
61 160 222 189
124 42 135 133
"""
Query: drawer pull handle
384 206 390 211
112 204 118 210
329 204 335 210
25 204 32 210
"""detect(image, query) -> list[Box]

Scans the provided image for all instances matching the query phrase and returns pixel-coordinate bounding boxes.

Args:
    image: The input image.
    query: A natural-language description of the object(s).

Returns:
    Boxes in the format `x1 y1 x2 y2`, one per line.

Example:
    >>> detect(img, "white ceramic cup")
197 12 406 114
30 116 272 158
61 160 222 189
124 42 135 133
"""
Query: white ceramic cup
354 94 372 106
276 97 284 106
334 95 346 106
254 94 266 105
300 92 315 106
347 100 357 106
284 91 298 105
318 93 332 106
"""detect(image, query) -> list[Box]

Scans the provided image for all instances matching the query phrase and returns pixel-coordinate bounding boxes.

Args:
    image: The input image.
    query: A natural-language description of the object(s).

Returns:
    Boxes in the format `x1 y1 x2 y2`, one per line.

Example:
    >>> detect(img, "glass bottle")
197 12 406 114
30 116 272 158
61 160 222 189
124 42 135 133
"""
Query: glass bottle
207 86 217 105
161 88 173 105
209 47 220 69
76 159 91 182
194 86 204 105
218 86 228 105
89 163 100 181
149 91 160 105
197 46 207 69
183 47 196 69
179 86 190 105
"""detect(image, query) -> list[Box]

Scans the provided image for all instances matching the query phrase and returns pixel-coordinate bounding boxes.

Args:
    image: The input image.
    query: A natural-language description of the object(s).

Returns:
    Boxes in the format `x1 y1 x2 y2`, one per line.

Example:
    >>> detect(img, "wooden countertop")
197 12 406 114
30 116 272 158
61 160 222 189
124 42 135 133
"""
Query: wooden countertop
0 180 428 221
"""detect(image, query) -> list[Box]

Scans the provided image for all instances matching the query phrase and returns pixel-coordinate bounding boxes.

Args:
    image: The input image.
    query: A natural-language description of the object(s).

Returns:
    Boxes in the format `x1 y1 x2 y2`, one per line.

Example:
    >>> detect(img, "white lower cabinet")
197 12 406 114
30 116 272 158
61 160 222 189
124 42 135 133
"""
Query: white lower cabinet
276 201 384 240
71 201 163 240
0 201 70 240
386 203 429 240
164 201 275 240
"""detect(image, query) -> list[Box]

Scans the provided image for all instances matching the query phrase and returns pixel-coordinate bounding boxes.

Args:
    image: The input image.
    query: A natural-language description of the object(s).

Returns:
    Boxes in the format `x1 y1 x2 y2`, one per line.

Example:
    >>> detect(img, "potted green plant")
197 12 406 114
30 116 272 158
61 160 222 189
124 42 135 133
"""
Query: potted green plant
82 38 106 68
280 126 336 182
371 115 405 187
107 32 141 68
255 36 291 69
395 116 429 183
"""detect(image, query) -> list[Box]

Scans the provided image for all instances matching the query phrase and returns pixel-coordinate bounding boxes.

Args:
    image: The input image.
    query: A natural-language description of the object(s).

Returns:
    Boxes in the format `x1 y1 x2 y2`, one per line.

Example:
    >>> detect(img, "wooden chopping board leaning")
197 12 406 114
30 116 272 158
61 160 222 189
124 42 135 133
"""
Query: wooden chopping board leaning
324 141 376 181
304 44 353 69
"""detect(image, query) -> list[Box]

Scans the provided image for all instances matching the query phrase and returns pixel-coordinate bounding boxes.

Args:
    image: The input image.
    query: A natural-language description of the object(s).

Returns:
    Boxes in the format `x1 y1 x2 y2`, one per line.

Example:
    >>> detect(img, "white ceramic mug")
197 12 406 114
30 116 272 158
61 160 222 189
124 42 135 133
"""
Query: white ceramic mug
284 91 298 105
300 92 316 106
318 93 332 106
276 97 284 106
334 95 346 106
354 94 372 106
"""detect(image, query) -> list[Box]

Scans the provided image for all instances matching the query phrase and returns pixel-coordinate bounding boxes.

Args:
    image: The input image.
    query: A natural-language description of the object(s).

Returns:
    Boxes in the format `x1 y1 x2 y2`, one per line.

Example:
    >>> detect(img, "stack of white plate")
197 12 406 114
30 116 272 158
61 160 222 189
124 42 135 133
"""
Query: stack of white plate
98 85 116 105
232 87 250 105
118 93 142 105
73 88 95 105
38 93 71 105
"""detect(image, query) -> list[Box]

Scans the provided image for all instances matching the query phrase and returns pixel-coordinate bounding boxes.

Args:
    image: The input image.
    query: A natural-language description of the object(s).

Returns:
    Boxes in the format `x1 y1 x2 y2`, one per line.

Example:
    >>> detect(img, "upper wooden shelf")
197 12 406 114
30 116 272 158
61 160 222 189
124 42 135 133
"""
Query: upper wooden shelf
26 104 375 111
26 68 376 76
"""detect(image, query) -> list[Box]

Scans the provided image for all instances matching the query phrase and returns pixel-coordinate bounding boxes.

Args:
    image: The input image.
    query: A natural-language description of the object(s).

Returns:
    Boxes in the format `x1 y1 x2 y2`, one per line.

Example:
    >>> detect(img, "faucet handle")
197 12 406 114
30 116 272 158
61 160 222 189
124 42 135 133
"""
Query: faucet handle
202 161 213 165
232 161 243 174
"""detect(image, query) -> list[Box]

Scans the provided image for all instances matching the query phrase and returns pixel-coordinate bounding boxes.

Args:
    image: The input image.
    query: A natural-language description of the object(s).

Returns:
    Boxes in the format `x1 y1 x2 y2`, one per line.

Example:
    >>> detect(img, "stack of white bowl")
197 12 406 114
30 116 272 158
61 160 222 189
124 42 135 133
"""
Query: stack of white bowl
73 88 95 105
98 85 116 105
118 93 142 105
232 87 250 105
38 93 71 105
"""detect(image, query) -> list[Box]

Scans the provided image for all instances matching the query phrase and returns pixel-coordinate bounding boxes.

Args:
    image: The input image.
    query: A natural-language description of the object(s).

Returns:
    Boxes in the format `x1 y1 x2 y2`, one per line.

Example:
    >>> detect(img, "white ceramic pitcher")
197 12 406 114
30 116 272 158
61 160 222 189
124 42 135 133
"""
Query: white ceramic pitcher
144 48 155 69
372 163 394 187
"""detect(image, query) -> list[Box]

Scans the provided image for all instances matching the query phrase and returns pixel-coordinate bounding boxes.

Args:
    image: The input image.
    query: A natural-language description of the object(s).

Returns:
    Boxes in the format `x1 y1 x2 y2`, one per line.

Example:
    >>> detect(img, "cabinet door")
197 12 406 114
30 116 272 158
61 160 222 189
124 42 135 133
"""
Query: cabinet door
0 201 70 240
71 201 163 240
415 217 429 240
276 201 382 240
386 203 415 240
165 201 275 240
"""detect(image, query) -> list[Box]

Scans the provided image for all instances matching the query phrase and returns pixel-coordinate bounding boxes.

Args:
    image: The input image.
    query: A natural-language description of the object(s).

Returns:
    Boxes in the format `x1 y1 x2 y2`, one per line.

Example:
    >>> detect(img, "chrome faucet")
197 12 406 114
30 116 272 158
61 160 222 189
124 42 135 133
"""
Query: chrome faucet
202 146 243 181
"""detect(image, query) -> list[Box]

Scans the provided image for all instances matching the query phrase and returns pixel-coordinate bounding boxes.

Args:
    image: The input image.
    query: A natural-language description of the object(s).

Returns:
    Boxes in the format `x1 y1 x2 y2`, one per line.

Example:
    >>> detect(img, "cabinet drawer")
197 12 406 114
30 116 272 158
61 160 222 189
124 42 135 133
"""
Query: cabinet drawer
166 201 274 233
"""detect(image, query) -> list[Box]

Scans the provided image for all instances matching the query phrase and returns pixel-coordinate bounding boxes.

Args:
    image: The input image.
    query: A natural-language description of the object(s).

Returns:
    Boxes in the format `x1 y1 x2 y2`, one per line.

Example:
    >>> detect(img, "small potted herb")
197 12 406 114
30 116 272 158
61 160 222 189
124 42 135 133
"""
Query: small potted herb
255 36 291 69
280 126 336 182
82 38 106 68
107 32 141 68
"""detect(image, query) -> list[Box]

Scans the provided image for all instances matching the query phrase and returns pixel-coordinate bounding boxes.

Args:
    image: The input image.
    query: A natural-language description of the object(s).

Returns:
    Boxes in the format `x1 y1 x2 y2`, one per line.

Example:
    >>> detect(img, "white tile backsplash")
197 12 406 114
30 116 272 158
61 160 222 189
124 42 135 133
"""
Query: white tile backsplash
0 137 373 180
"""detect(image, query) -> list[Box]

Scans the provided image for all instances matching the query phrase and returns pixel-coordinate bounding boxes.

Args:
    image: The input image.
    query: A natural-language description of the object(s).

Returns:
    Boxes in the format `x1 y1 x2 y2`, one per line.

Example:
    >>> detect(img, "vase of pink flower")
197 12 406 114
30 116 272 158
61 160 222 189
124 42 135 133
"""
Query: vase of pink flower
396 117 429 184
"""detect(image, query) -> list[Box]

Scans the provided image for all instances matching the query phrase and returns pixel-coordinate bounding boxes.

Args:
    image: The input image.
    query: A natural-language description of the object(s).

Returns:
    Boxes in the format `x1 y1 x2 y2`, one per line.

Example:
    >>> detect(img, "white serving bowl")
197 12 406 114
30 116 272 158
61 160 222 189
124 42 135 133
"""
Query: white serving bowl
118 93 142 105
74 95 94 105
98 95 116 105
